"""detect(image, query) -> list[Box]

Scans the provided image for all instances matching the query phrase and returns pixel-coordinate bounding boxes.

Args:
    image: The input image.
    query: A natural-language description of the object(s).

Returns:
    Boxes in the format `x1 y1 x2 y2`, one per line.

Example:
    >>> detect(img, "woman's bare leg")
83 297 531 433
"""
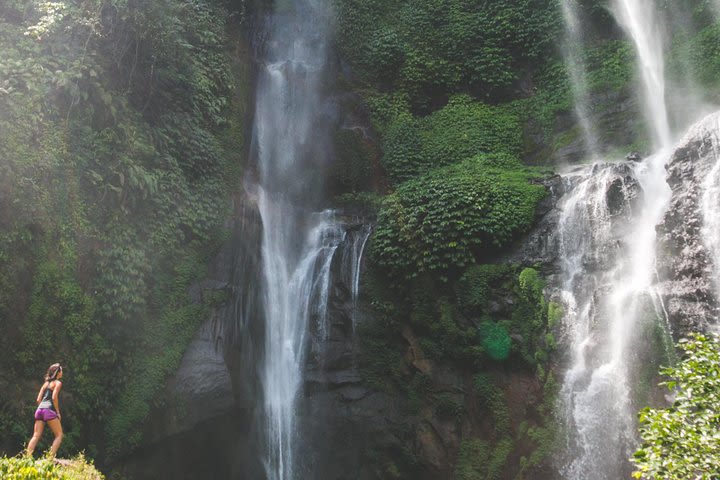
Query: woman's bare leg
26 420 44 456
46 418 63 457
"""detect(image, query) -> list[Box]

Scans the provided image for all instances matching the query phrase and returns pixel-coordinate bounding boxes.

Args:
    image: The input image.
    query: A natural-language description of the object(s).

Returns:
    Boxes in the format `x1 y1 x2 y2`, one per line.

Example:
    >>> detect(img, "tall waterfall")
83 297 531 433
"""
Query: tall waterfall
557 0 675 477
557 154 673 478
251 1 340 478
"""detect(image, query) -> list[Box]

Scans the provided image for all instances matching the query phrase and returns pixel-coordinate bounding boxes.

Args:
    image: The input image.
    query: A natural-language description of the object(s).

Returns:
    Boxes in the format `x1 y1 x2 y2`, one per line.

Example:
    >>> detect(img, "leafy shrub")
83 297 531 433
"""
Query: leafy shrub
454 375 514 480
422 95 522 164
585 40 635 93
455 264 511 315
382 113 426 183
335 0 562 105
0 454 104 480
372 155 546 278
519 267 545 304
381 95 522 183
473 374 511 435
632 334 720 480
512 267 553 365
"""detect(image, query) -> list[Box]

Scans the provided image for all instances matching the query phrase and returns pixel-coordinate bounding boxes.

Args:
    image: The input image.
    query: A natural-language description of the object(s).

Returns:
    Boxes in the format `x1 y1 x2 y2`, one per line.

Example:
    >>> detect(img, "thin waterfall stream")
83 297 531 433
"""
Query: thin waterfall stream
700 114 720 315
560 0 599 158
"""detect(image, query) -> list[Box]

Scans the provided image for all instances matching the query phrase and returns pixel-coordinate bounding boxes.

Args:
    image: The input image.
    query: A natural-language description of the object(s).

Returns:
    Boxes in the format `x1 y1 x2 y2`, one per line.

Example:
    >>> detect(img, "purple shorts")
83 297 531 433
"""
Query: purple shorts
34 408 58 422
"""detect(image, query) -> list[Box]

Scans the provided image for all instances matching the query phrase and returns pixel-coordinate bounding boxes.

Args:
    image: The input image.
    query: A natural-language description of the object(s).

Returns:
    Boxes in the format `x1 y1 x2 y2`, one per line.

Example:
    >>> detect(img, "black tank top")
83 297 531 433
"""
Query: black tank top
38 384 55 411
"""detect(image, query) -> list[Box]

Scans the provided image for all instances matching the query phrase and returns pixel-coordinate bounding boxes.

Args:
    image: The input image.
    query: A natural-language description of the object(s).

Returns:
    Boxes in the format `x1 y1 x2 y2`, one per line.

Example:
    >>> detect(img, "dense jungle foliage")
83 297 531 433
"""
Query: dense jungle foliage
330 0 569 475
0 0 251 462
332 0 720 477
3 0 720 476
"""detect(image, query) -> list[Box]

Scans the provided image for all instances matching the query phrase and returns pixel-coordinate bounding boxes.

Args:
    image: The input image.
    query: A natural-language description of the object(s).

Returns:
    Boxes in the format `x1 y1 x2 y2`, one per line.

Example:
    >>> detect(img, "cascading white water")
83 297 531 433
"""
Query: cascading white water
698 114 720 324
258 200 344 480
252 1 340 478
557 153 672 479
561 0 599 157
558 1 676 477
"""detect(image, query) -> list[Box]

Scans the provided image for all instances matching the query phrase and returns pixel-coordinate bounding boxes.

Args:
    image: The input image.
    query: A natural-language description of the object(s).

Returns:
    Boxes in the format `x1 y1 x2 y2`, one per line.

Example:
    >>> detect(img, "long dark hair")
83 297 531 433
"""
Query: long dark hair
44 363 62 382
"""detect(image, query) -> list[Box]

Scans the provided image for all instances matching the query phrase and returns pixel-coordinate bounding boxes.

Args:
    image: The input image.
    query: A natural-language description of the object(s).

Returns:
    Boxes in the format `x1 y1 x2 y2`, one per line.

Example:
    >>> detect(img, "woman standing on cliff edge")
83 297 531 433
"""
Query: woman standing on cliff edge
26 363 64 457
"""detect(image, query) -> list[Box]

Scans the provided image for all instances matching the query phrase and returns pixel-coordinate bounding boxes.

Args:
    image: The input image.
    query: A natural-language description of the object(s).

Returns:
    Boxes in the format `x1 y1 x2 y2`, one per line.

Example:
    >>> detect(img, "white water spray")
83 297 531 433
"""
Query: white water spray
341 224 372 329
611 0 672 148
561 0 599 157
698 113 720 325
558 152 672 479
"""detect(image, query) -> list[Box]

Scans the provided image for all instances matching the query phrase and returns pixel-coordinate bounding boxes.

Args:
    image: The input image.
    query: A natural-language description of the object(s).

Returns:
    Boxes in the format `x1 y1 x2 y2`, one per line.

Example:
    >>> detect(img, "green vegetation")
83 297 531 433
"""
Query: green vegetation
359 263 559 477
371 156 546 278
382 95 522 183
0 0 250 462
454 438 513 480
335 0 562 108
0 455 103 480
669 22 720 92
632 334 720 480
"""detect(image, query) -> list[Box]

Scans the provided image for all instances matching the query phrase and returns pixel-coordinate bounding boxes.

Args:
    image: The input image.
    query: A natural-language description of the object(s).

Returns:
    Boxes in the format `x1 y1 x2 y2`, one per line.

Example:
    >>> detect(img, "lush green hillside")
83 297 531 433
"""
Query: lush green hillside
328 0 720 477
3 0 720 476
0 0 251 461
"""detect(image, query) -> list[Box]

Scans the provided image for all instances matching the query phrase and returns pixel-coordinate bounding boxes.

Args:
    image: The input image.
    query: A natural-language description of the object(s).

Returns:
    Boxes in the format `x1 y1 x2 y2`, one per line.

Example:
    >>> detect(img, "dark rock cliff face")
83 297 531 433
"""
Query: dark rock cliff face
657 112 720 336
112 198 266 479
114 180 566 479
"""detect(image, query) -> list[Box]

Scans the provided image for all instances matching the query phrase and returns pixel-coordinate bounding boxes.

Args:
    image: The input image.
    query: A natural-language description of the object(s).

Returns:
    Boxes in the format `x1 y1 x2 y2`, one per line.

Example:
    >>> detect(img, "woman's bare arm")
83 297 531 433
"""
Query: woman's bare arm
52 381 62 416
36 381 48 404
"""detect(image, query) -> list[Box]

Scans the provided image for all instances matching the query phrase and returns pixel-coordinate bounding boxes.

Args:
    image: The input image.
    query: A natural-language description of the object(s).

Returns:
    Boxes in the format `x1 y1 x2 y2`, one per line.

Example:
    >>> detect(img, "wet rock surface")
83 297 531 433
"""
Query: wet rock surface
657 115 720 335
504 174 564 269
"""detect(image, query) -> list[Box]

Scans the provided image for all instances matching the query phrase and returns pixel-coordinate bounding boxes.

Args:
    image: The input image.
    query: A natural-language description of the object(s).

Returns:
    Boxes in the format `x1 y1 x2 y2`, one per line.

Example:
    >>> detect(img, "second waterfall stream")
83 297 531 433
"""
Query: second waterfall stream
554 0 715 478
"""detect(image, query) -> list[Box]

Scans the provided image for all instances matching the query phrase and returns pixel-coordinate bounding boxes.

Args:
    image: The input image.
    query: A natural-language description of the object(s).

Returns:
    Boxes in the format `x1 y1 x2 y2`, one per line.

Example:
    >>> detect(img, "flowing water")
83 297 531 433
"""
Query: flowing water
251 1 342 478
560 0 599 157
698 113 720 329
611 0 671 148
340 223 373 330
557 152 672 478
558 0 676 477
248 1 717 478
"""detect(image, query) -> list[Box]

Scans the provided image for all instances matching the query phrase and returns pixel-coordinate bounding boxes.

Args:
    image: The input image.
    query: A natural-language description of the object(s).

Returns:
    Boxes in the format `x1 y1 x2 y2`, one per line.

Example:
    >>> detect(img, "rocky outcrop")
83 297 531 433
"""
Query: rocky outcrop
504 174 564 269
656 112 720 335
